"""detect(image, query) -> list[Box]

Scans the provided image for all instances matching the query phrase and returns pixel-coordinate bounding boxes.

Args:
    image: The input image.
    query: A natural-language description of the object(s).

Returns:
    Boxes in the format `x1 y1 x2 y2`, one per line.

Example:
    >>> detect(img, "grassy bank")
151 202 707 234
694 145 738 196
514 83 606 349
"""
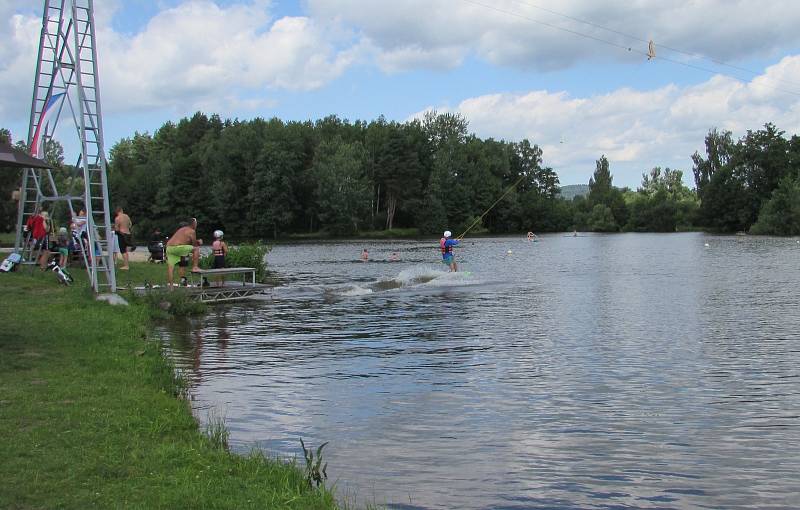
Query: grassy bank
0 268 339 509
0 231 15 247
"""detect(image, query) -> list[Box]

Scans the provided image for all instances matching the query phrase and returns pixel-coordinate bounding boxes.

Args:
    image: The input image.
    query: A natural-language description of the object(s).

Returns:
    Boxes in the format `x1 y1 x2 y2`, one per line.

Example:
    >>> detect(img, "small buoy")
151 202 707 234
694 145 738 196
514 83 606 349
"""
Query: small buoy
507 249 513 254
704 243 710 247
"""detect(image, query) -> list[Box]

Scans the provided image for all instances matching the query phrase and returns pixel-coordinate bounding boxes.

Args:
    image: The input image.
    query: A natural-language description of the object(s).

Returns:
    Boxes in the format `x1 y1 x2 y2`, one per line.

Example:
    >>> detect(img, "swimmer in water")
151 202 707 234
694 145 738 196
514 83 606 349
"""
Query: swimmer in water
361 248 369 261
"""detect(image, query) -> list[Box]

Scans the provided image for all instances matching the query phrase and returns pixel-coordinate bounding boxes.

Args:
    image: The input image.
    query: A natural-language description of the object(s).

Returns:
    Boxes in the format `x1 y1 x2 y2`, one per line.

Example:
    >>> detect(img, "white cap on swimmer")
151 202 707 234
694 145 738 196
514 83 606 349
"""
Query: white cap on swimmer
213 230 223 239
444 230 451 238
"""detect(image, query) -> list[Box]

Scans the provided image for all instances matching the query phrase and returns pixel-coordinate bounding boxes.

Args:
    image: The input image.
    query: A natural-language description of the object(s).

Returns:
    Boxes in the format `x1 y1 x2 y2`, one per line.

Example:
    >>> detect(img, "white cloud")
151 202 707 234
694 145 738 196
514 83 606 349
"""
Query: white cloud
375 45 467 74
4 1 800 190
1 0 362 120
411 55 800 187
0 12 41 131
307 0 800 72
97 0 362 113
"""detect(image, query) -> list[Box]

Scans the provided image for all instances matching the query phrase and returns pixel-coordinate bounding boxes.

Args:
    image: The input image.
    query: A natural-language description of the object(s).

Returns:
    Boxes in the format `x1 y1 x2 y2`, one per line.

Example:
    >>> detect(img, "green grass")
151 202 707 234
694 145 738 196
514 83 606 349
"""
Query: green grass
0 269 339 509
112 261 172 289
0 231 16 247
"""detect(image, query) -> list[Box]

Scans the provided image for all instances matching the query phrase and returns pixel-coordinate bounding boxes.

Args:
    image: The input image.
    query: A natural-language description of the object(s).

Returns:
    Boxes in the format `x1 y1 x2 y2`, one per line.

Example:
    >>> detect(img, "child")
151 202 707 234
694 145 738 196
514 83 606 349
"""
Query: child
56 227 70 267
212 230 228 268
212 230 228 287
361 248 369 261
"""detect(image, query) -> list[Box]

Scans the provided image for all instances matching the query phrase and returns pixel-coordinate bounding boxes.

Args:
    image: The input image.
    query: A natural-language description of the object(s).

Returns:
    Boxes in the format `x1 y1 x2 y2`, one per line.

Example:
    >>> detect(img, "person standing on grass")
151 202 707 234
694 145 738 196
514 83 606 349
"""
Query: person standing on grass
166 217 202 288
56 227 70 268
24 208 50 270
113 206 133 270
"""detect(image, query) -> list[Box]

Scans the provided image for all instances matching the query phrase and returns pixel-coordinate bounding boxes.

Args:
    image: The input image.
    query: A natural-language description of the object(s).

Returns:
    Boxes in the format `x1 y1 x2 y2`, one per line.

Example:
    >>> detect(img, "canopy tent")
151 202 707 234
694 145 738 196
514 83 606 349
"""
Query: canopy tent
0 142 53 169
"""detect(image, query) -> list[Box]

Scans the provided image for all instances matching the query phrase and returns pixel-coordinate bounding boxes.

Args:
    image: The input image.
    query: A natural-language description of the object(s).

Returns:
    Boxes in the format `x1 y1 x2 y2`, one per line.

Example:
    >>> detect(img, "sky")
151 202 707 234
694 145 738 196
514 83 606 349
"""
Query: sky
3 0 800 188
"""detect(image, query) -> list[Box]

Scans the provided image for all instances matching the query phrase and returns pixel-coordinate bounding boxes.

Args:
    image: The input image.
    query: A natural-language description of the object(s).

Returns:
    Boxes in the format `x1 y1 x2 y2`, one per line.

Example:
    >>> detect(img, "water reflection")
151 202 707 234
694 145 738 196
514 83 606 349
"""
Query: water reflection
160 233 800 509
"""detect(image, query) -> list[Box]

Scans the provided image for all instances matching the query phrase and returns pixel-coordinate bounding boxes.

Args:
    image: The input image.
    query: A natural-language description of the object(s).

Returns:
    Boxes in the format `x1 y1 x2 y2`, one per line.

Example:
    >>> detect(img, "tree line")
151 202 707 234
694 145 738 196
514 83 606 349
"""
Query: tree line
2 117 799 238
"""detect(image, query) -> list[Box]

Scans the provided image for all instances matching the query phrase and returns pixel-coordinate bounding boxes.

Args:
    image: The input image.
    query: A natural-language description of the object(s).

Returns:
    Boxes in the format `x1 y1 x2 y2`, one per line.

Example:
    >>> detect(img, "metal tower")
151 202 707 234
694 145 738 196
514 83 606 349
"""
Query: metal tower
15 0 116 293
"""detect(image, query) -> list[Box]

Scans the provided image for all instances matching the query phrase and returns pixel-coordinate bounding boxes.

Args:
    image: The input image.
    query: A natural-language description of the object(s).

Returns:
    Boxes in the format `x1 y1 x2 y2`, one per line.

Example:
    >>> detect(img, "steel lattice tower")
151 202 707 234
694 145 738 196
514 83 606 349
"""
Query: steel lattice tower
15 0 116 293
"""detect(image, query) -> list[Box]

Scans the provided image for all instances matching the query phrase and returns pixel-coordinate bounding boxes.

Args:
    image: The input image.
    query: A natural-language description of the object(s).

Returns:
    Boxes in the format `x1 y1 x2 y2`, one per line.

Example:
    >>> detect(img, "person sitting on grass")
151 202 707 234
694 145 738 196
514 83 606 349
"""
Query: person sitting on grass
211 229 228 287
166 217 202 288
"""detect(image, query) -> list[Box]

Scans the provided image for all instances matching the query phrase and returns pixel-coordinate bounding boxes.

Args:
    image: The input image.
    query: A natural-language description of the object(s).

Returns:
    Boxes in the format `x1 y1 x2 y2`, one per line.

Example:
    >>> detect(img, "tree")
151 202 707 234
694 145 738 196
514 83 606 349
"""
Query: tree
422 111 469 152
585 155 627 230
750 174 800 235
248 142 299 239
736 123 790 210
313 140 370 235
589 155 613 202
376 124 425 230
697 166 751 231
692 128 734 198
693 124 794 232
627 167 698 231
588 204 617 232
416 167 448 235
0 128 19 231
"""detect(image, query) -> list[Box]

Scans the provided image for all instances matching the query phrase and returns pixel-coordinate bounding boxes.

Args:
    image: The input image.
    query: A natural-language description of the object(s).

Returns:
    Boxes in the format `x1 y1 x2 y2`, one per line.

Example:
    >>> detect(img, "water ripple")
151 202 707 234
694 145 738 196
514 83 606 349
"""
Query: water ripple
160 234 800 510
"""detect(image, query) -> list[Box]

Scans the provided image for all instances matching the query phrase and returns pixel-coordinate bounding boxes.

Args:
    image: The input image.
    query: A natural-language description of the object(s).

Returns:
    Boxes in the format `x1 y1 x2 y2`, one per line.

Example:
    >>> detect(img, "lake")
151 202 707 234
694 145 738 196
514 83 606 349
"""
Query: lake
160 233 800 509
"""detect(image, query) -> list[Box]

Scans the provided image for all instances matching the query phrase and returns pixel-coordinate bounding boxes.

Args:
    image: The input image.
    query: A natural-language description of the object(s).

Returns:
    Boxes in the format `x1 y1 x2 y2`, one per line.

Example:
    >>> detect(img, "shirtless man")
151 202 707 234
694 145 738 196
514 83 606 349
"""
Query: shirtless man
114 207 133 270
166 217 203 287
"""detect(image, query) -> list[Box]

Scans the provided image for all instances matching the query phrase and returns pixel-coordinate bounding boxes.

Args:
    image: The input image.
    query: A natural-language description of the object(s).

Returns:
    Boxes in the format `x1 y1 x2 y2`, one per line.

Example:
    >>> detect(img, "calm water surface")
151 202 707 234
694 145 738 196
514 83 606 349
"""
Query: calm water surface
161 233 800 509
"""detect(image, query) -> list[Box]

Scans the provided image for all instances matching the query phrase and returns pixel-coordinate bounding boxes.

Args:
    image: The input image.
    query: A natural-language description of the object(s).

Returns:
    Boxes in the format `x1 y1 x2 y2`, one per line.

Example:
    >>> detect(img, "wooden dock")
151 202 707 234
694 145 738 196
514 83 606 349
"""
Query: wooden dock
185 282 271 303
188 267 267 303
132 267 271 303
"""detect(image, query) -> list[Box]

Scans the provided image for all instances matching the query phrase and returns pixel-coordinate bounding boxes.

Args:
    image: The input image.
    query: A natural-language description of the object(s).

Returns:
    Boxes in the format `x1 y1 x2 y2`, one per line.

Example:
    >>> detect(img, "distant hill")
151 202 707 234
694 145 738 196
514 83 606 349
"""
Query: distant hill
558 184 590 200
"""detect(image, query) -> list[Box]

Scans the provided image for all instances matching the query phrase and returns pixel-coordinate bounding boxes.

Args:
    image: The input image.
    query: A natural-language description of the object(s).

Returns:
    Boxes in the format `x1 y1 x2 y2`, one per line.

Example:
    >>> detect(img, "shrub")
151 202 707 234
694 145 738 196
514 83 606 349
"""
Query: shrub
200 241 271 283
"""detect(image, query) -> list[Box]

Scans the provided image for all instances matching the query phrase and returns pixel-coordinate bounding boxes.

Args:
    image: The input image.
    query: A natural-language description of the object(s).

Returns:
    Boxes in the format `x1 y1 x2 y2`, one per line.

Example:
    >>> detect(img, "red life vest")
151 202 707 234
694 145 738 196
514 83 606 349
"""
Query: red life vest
440 237 452 255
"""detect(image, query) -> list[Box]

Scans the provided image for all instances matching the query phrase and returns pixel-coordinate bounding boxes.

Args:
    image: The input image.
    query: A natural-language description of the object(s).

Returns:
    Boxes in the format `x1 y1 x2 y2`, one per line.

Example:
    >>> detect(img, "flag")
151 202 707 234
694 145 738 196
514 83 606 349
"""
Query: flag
30 92 65 159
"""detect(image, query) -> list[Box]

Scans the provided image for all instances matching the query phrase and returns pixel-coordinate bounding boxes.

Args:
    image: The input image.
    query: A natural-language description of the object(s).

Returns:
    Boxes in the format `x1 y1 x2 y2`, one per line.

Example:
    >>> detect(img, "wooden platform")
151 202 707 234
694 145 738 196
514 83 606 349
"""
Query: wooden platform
188 267 262 302
132 282 271 303
132 267 270 303
190 266 256 285
187 282 271 303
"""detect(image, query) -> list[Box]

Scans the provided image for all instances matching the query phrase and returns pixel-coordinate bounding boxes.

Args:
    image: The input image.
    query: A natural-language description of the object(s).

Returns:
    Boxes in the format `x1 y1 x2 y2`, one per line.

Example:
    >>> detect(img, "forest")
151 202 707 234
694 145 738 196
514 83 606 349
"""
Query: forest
2 114 799 239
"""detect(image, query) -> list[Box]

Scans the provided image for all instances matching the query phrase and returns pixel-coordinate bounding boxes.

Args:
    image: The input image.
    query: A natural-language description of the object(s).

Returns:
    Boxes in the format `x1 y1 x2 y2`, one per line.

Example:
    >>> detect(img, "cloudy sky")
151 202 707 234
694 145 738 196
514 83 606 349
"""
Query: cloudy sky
3 0 800 187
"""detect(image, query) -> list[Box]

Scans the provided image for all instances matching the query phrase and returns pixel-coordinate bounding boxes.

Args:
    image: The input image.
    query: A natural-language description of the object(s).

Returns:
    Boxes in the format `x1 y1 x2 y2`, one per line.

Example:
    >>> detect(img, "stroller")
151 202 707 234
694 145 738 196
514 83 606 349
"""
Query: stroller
148 236 166 263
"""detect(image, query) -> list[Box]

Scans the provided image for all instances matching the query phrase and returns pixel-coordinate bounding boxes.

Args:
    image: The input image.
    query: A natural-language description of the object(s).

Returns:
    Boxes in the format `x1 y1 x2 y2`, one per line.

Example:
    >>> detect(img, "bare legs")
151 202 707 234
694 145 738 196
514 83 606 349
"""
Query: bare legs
167 246 201 288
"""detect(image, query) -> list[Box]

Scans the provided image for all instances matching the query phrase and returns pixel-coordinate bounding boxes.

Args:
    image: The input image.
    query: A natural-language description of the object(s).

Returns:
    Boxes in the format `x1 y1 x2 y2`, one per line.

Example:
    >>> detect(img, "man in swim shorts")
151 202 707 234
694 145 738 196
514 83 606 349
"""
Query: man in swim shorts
114 206 133 270
440 230 460 272
166 217 202 287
